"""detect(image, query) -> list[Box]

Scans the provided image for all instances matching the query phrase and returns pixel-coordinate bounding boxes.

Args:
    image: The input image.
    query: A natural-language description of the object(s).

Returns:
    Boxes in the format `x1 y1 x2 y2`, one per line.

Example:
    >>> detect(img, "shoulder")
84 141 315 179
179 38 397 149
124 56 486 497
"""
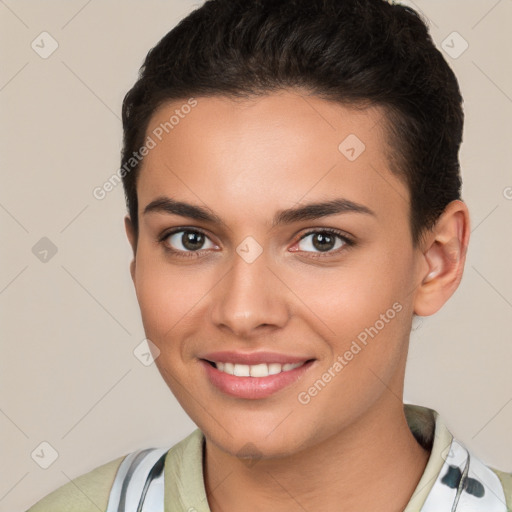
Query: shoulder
490 467 512 511
24 431 204 512
25 453 127 512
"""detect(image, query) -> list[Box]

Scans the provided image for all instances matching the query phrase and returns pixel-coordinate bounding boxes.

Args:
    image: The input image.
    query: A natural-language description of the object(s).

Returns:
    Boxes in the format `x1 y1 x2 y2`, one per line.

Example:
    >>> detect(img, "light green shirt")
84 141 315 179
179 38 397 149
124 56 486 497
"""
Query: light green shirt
26 403 512 512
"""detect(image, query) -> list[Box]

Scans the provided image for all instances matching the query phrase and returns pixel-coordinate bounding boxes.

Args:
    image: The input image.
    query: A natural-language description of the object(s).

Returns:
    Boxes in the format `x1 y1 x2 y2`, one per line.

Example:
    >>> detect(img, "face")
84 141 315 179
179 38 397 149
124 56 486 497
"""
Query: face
126 90 426 459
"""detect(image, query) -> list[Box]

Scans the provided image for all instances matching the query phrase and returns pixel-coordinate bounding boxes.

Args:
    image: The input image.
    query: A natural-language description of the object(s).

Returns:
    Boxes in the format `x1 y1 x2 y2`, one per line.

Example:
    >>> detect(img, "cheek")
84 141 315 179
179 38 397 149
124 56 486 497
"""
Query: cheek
285 248 411 332
133 255 205 345
291 250 414 391
331 249 415 371
290 263 412 431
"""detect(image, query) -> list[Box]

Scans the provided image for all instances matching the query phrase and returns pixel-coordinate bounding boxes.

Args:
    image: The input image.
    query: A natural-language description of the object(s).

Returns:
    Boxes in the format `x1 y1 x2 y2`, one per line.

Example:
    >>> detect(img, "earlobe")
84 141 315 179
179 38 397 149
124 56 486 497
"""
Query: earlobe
413 200 470 316
124 215 137 284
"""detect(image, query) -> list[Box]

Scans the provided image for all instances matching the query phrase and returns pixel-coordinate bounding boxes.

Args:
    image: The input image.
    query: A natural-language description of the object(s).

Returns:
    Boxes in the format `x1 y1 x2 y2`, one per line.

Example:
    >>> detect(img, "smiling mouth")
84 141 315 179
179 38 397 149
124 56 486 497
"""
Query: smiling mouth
203 360 313 377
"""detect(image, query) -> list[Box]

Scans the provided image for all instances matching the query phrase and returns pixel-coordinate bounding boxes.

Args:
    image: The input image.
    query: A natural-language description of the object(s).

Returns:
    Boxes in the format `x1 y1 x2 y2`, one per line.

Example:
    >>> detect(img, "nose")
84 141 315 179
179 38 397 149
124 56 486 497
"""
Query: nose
209 249 290 338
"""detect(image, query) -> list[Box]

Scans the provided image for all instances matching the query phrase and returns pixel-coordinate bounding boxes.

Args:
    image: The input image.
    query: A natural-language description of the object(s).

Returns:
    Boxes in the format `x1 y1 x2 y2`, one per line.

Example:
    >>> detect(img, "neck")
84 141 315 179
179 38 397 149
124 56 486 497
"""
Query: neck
204 397 431 512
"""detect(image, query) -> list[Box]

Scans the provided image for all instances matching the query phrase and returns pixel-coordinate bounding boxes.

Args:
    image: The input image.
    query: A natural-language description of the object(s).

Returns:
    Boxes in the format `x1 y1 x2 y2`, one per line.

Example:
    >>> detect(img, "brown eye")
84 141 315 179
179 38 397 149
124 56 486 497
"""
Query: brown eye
164 229 216 252
296 230 350 254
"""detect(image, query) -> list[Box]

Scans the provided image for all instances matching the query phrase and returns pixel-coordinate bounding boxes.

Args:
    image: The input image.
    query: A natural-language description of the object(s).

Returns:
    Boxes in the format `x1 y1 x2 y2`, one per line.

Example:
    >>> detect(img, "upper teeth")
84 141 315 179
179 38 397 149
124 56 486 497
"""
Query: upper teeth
215 362 304 377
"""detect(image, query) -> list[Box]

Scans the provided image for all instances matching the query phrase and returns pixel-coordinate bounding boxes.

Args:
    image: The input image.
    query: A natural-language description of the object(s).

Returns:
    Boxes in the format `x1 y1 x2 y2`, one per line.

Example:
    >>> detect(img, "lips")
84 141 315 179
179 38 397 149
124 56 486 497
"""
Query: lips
199 351 315 399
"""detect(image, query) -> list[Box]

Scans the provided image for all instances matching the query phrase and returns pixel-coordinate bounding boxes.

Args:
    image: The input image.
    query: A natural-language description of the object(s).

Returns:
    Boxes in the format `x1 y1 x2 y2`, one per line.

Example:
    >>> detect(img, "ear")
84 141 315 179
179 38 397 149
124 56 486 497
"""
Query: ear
413 199 470 316
124 215 137 284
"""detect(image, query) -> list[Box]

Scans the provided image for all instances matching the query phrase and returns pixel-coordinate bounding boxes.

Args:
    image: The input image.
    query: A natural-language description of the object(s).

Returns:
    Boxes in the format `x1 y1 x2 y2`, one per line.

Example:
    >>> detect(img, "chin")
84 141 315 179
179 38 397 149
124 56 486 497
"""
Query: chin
202 421 312 461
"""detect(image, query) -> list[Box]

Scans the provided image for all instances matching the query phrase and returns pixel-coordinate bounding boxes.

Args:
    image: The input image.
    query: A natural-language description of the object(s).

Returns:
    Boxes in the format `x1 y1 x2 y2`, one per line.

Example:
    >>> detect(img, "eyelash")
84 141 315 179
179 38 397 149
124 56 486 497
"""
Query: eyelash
157 227 355 259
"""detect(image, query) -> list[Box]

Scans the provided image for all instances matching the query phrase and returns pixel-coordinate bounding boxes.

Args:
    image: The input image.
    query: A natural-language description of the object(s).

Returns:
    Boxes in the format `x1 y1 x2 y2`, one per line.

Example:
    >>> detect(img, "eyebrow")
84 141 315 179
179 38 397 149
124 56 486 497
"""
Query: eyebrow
143 196 375 227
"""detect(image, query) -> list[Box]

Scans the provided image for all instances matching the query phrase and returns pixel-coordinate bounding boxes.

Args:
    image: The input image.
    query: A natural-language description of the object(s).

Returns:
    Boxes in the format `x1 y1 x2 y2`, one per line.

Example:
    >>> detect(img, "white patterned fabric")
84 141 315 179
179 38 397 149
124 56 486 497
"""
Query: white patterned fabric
420 439 507 511
105 447 167 512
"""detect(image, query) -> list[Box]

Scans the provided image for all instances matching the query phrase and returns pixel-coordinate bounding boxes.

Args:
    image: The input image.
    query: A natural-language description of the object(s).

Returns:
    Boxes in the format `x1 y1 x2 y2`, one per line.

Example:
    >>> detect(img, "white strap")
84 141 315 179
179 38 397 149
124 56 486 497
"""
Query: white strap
140 457 165 512
105 447 168 512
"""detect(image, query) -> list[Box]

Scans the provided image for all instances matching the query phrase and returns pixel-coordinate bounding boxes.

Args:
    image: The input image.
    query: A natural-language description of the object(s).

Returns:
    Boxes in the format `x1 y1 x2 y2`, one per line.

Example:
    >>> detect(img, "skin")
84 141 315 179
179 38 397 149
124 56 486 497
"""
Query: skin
125 89 470 512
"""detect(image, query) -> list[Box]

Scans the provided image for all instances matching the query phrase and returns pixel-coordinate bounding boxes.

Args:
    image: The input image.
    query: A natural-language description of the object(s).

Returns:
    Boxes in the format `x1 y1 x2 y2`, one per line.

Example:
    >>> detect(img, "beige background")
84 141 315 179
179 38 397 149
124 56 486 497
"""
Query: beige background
1 1 511 510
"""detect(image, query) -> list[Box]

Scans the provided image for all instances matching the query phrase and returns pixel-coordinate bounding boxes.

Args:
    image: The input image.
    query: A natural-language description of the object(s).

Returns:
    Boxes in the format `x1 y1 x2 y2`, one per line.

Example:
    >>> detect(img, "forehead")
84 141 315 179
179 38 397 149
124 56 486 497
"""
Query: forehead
137 91 409 228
